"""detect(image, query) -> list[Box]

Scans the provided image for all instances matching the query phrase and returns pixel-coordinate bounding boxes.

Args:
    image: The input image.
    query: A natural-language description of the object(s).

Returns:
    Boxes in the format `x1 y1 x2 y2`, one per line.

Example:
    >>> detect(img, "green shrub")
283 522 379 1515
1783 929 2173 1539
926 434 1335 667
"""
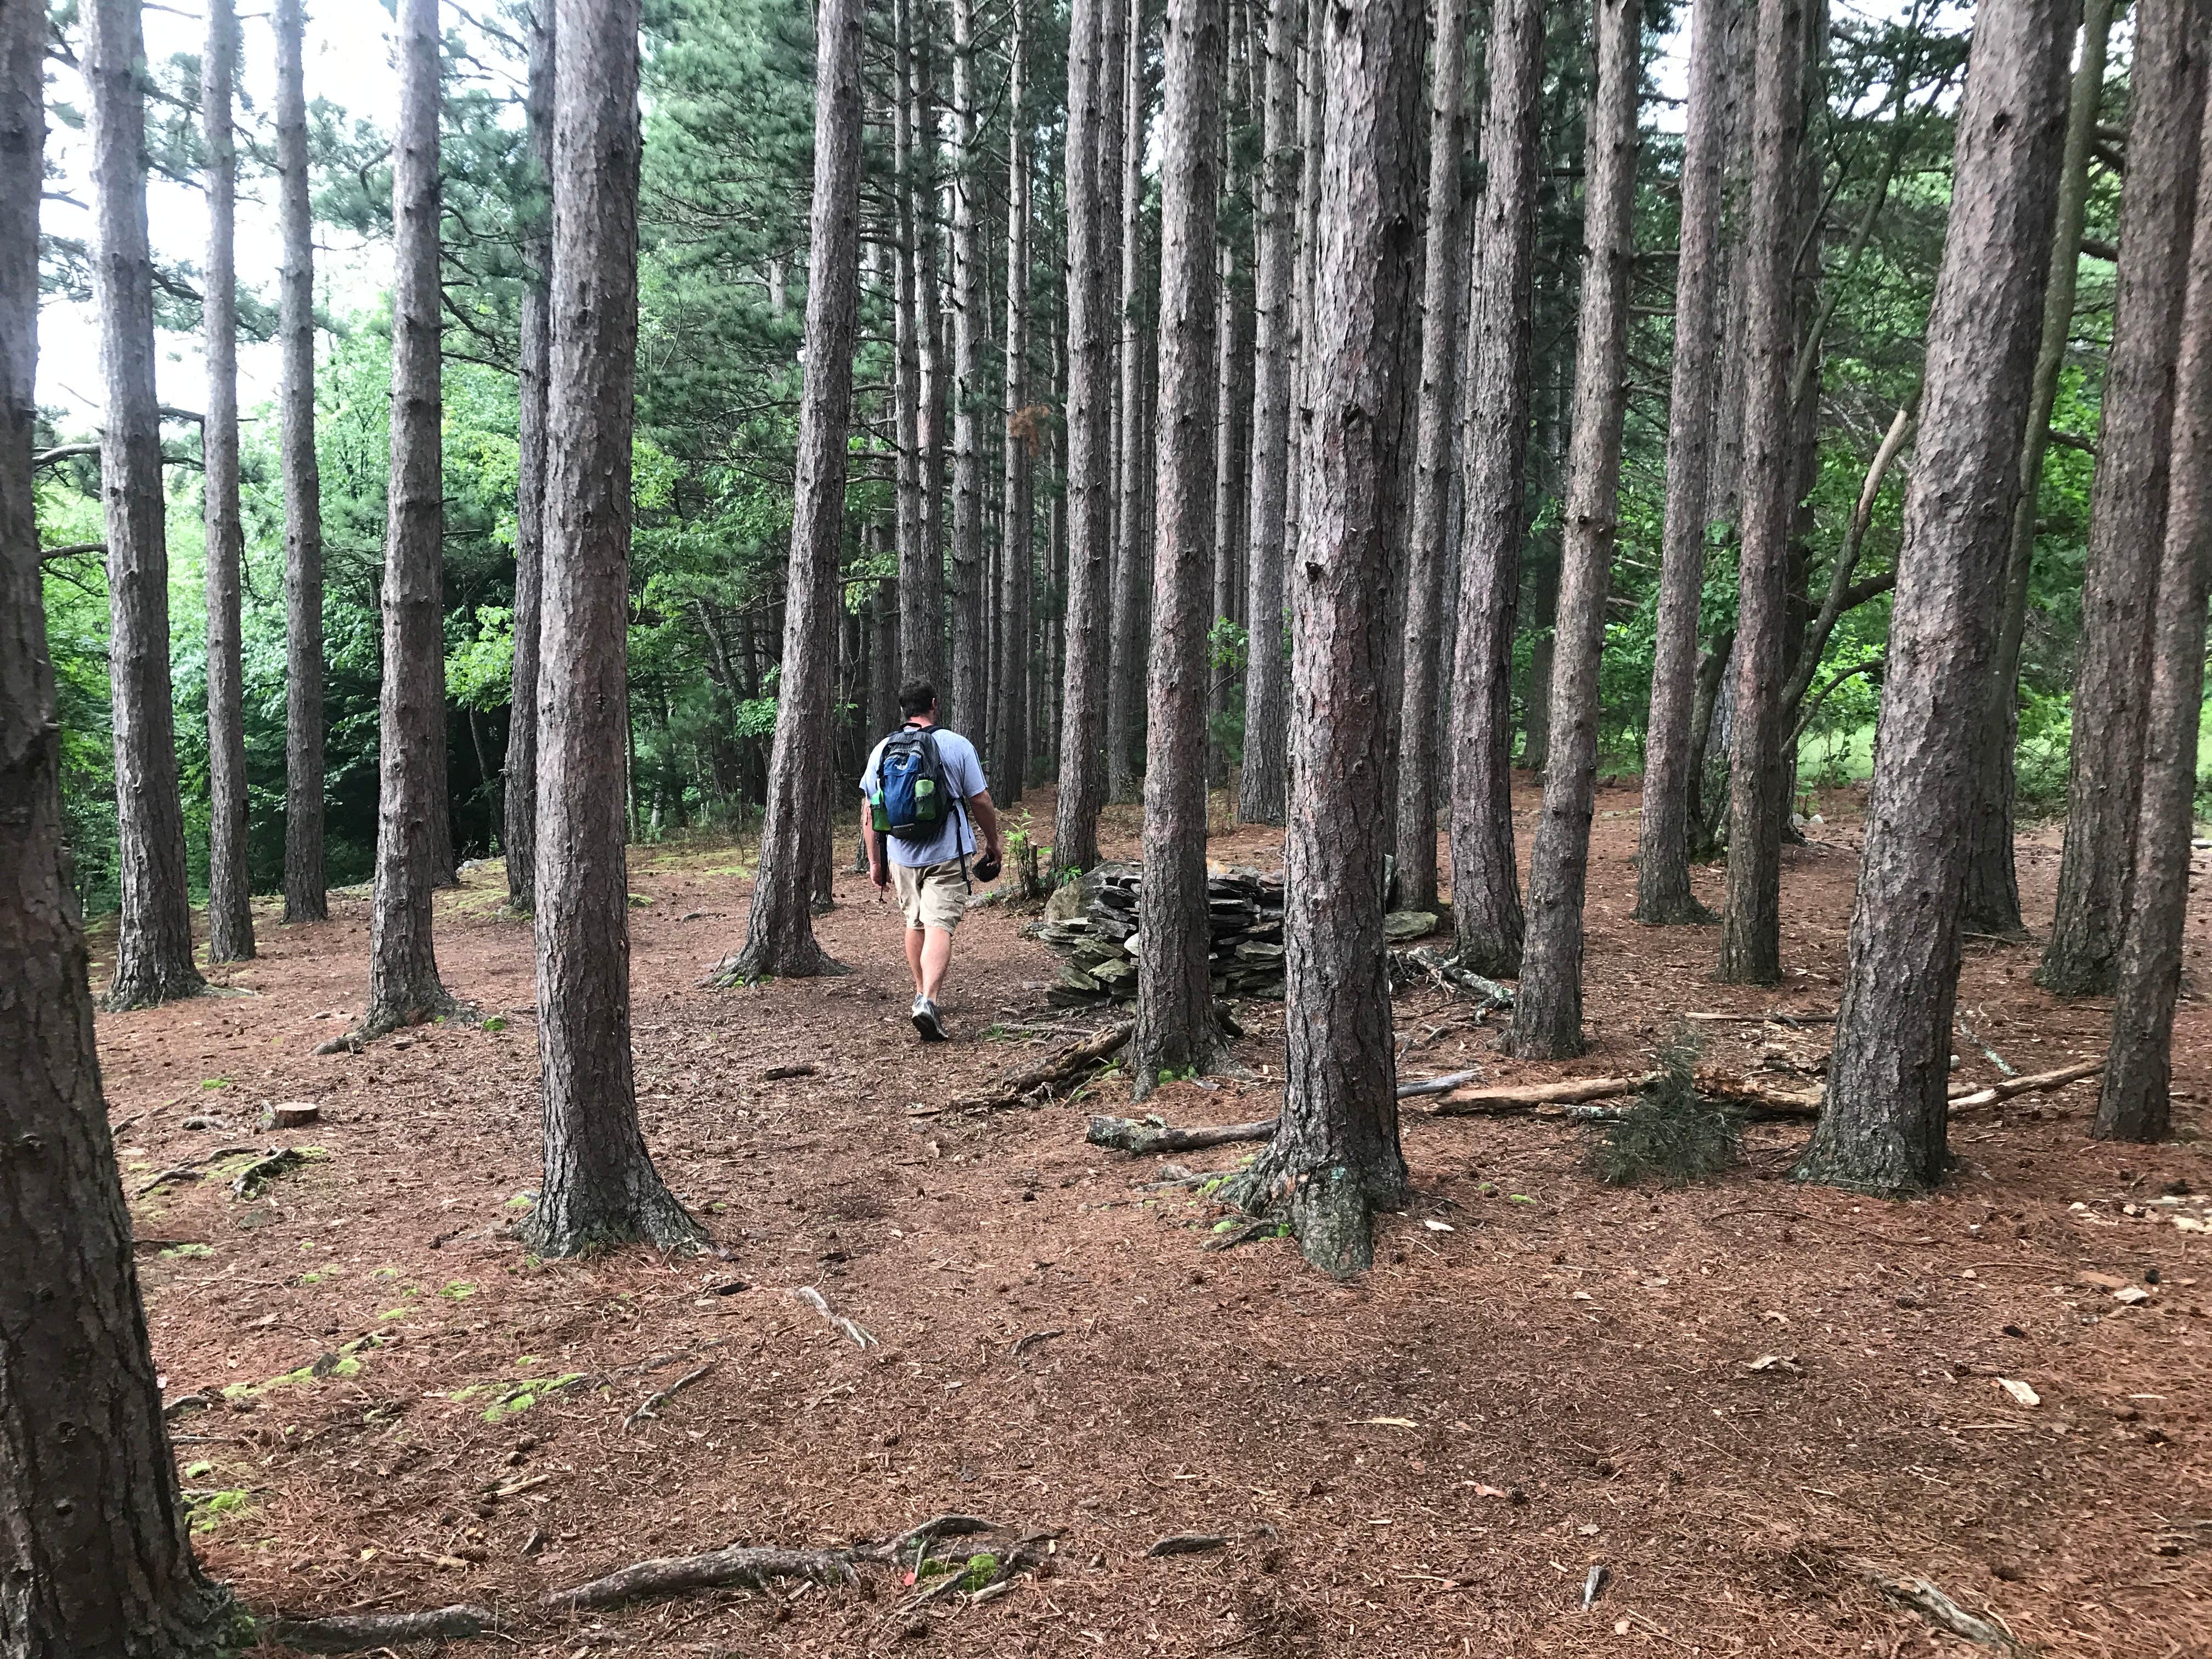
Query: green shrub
1585 1025 1742 1187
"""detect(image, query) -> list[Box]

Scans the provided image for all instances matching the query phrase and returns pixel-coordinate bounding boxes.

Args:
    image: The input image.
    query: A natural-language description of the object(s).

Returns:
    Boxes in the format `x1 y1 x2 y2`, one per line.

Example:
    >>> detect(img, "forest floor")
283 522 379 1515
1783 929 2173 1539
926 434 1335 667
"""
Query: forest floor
94 777 2212 1658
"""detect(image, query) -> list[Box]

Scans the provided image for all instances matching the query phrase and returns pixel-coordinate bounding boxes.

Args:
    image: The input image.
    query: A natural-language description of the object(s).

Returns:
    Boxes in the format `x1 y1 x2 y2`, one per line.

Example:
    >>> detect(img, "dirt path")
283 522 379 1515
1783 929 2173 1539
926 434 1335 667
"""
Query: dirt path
100 779 2212 1655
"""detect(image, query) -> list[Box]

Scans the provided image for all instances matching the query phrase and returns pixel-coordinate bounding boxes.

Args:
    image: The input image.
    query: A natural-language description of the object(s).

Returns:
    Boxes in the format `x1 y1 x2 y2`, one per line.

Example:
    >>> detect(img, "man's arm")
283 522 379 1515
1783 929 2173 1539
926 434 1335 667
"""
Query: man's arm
860 791 889 888
968 790 1002 861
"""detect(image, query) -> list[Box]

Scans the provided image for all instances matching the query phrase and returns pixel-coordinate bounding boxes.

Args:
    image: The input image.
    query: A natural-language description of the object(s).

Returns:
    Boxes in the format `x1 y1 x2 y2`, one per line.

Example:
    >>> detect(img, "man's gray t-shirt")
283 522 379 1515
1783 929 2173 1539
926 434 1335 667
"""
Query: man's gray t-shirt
861 726 988 868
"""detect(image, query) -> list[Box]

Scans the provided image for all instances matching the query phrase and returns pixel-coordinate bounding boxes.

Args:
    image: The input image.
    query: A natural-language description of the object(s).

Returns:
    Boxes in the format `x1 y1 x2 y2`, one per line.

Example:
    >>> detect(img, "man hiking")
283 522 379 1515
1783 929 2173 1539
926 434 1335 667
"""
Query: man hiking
861 682 1004 1042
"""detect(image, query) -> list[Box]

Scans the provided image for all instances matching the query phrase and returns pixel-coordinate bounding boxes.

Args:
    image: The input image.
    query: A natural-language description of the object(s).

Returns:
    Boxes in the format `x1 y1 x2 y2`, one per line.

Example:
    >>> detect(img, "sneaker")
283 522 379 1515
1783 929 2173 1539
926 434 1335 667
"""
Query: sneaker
911 996 947 1043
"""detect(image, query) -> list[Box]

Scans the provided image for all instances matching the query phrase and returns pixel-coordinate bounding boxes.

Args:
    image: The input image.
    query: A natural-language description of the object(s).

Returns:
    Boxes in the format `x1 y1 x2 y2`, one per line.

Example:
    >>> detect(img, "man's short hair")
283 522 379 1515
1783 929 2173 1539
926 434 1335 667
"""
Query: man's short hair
898 681 938 719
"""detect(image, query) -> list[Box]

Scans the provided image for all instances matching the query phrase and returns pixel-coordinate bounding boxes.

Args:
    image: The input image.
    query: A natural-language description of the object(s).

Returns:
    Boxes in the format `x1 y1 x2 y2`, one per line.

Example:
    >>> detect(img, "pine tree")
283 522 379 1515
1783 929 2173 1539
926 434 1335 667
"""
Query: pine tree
1799 0 2072 1194
949 0 989 731
278 0 328 926
1503 0 1643 1059
2 10 238 1640
1446 0 1546 978
363 0 458 1039
1133 0 1224 1095
897 0 941 689
1108 3 1155 803
525 0 705 1256
993 0 1034 802
90 0 203 1009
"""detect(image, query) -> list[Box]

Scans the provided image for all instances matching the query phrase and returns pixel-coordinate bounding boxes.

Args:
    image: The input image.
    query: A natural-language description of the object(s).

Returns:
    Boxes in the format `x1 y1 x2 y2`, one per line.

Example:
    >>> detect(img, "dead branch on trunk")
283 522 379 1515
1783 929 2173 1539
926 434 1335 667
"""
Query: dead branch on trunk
1086 1115 1278 1155
266 1604 498 1653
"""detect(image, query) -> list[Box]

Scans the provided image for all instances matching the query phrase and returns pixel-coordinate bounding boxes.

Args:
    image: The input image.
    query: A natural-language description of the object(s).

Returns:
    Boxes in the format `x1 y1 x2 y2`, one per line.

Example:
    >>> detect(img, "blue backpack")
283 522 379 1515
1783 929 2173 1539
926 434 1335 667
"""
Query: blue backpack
872 723 966 851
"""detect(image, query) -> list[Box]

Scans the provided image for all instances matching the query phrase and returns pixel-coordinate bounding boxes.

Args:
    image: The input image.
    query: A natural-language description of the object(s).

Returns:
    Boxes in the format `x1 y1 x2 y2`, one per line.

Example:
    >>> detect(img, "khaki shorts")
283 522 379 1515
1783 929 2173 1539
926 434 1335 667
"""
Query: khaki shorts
892 859 968 933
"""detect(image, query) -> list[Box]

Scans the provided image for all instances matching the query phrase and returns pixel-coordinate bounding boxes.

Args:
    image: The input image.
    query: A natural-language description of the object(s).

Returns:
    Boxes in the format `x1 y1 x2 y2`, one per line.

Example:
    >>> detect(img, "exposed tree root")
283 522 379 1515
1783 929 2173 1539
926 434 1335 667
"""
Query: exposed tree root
1002 1019 1133 1096
266 1604 498 1653
1854 1562 2022 1652
1086 1115 1278 1155
699 945 850 988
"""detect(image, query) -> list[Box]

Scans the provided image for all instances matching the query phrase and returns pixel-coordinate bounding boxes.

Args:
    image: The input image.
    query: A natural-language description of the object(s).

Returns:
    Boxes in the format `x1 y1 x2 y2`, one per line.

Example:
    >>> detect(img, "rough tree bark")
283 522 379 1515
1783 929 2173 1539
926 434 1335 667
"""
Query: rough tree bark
2039 0 2205 995
524 0 706 1256
278 0 327 926
200 0 253 964
1 13 238 1644
1714 0 1807 988
1132 0 1225 1096
898 0 943 689
1052 0 1129 877
994 0 1034 802
1798 0 2070 1194
363 0 456 1039
1233 0 1426 1273
1235 0 1300 826
1390 0 1470 915
90 0 202 1009
949 0 988 732
2097 61 2212 1144
1445 0 1546 978
1108 6 1154 803
718 0 866 981
1956 0 2111 938
506 0 555 918
1503 0 1642 1059
1634 0 1735 927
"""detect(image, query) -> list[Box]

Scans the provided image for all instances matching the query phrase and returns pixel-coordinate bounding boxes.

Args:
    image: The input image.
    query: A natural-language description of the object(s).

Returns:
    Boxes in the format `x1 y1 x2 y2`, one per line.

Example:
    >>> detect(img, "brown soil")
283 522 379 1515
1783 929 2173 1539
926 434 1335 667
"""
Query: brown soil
100 778 2212 1656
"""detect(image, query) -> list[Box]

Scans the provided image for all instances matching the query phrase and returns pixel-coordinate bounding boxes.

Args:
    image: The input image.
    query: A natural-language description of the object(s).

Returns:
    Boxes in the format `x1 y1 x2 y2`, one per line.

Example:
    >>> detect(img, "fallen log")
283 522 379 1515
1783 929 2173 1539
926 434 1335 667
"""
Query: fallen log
267 1605 498 1654
1431 1059 2099 1121
1395 1068 1482 1101
1086 1115 1278 1155
1431 1075 1654 1114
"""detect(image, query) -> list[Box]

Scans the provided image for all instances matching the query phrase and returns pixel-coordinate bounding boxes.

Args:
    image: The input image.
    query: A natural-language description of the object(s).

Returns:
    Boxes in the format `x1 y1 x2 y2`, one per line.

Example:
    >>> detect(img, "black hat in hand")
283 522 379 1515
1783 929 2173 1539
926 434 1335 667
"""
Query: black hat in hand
973 850 1002 883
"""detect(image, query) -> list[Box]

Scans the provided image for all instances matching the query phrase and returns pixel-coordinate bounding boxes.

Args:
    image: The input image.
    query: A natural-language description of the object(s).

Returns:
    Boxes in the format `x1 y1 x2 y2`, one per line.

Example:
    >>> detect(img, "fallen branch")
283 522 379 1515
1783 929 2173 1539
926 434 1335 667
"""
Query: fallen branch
266 1605 497 1653
1947 1058 2099 1110
1002 1019 1133 1097
1393 946 1515 1007
545 1546 860 1612
1086 1115 1277 1155
1683 1010 1836 1028
1431 1075 1653 1114
1011 1328 1063 1359
792 1285 876 1348
624 1361 716 1430
1147 1532 1229 1558
1855 1563 2020 1652
1395 1069 1482 1101
1953 1015 2016 1078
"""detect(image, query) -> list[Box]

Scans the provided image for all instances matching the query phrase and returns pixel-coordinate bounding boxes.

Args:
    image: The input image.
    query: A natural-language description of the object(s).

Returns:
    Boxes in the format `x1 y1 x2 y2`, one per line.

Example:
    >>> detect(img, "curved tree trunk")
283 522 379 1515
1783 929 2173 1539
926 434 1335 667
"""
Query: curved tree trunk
1798 0 2071 1194
720 0 866 981
2039 0 2206 995
91 0 202 1010
1238 0 1426 1273
1133 0 1224 1096
364 0 456 1039
1502 0 1642 1059
279 0 327 926
1108 7 1154 803
1956 0 2111 938
1052 0 1129 877
201 0 253 965
1715 0 1808 988
1635 0 1735 927
995 0 1034 803
506 0 555 918
1445 0 1546 978
525 0 706 1256
1391 0 1470 915
948 0 988 733
2097 64 2212 1143
1235 0 1300 827
2 15 236 1641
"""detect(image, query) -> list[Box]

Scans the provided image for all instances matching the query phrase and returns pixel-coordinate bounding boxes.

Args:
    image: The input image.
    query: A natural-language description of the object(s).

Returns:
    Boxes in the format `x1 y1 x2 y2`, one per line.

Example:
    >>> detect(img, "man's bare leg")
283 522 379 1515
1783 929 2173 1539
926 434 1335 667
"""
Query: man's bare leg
918 927 953 1003
905 924 927 996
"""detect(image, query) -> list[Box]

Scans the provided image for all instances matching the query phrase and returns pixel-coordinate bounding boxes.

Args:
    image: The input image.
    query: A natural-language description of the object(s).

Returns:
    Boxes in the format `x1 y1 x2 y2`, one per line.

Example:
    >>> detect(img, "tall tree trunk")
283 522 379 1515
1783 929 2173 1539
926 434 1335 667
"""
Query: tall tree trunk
948 0 988 731
278 0 326 926
1235 0 1426 1274
1391 0 1470 914
1133 0 1224 1095
90 0 202 1009
918 41 950 693
1503 0 1642 1059
2097 64 2212 1143
995 0 1034 803
895 0 931 688
524 0 702 1256
1052 0 1129 876
1958 0 2112 937
200 0 253 965
2 14 235 1641
1235 0 1299 826
364 0 455 1039
1634 0 1735 927
1714 0 1808 987
1798 0 2071 1194
719 0 866 981
1108 6 1154 802
2039 0 2205 995
507 0 555 918
1446 0 1546 977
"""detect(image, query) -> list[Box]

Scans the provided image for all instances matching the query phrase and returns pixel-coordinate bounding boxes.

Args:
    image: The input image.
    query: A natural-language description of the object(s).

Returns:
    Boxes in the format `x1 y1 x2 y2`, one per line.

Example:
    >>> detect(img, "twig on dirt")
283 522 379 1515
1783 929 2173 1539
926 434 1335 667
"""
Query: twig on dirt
792 1285 877 1348
877 1514 1003 1555
624 1361 717 1429
1146 1532 1229 1558
545 1546 861 1612
1395 1069 1482 1101
109 1113 145 1139
1012 1328 1064 1359
1954 1015 2017 1078
134 1144 260 1197
1086 1115 1277 1155
1855 1563 2021 1652
266 1604 498 1653
1948 1059 2098 1110
761 1062 819 1080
